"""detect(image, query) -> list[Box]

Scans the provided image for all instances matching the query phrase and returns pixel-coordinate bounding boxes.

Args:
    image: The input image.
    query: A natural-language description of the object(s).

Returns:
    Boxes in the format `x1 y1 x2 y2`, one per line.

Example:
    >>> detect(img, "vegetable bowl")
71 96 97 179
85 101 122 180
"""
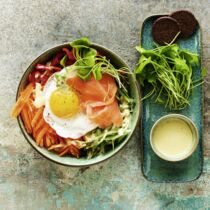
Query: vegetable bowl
11 38 141 166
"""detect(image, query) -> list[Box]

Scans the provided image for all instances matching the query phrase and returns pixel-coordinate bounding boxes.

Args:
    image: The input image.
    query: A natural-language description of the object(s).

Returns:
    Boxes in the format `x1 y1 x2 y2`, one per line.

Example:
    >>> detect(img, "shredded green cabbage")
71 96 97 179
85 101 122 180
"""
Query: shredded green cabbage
83 95 133 159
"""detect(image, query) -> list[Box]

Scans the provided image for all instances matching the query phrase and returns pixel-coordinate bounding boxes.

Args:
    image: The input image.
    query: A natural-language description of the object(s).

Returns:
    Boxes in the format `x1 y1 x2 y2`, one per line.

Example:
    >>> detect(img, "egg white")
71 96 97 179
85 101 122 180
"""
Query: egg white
43 68 98 139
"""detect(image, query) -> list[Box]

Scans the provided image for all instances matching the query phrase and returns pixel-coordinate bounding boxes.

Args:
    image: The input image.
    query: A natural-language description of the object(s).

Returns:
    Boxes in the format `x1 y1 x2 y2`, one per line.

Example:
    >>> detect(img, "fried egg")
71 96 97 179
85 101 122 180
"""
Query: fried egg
43 68 97 139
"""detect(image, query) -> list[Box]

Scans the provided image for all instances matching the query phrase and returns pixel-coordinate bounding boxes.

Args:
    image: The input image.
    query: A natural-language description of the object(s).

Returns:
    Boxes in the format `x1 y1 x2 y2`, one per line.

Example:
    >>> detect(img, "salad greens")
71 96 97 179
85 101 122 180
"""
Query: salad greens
55 37 134 158
135 43 205 110
69 38 129 91
56 37 129 91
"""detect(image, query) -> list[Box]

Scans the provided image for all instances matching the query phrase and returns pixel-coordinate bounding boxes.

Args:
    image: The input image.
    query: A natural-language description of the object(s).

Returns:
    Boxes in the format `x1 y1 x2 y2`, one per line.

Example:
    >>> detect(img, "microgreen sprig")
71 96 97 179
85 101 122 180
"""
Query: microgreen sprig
135 43 205 110
69 37 130 92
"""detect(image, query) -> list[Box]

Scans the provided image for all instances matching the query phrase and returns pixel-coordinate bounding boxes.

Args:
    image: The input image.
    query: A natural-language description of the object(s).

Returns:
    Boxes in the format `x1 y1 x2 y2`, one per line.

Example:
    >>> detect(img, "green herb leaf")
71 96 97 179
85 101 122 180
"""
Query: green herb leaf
77 67 92 80
92 63 102 80
136 46 160 58
70 37 91 48
135 56 152 74
135 56 155 86
160 44 179 58
179 50 199 65
174 58 190 73
60 55 67 67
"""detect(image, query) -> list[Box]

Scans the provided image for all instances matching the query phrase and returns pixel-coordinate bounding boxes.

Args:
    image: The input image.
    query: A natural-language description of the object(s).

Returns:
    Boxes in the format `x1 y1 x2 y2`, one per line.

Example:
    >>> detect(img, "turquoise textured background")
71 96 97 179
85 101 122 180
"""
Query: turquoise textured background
1 0 210 209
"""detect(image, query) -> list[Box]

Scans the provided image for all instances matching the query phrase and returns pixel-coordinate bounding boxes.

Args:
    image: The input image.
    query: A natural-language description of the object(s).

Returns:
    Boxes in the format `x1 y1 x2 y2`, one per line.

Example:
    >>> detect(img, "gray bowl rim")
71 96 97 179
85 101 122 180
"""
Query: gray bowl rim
16 42 141 167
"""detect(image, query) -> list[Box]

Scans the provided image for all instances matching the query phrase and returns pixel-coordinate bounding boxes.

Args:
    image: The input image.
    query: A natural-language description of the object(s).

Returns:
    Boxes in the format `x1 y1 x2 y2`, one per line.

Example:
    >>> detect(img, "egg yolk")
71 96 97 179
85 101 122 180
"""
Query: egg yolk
49 87 79 118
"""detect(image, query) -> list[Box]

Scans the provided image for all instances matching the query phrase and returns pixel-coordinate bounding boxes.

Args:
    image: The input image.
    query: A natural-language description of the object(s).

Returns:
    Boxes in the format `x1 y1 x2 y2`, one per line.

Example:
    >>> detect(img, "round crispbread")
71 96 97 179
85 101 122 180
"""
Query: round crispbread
152 16 180 45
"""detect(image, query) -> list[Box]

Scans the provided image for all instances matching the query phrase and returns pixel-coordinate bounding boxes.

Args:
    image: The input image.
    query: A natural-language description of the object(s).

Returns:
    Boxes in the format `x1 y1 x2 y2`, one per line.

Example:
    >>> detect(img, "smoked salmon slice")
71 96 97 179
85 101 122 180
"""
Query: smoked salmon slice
67 74 123 128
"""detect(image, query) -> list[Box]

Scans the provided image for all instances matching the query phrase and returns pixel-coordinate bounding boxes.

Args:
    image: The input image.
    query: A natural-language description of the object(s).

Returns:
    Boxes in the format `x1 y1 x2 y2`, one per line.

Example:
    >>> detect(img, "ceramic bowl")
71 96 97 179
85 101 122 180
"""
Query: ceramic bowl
150 114 199 162
16 43 141 166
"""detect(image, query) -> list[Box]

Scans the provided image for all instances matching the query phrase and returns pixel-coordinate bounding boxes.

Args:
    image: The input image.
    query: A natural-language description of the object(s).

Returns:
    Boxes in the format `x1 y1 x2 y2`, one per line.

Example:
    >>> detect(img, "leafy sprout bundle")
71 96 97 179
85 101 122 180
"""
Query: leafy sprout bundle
135 43 206 110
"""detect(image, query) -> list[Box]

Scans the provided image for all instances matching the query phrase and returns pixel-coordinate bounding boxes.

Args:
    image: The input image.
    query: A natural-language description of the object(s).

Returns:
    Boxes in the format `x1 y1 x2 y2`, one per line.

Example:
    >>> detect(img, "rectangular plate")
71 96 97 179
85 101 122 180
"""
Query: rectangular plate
140 15 203 182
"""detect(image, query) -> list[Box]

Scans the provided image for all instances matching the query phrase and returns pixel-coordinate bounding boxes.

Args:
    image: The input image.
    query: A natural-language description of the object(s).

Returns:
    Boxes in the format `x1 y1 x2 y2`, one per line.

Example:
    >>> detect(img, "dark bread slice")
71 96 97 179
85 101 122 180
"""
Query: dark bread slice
170 10 198 38
152 16 180 45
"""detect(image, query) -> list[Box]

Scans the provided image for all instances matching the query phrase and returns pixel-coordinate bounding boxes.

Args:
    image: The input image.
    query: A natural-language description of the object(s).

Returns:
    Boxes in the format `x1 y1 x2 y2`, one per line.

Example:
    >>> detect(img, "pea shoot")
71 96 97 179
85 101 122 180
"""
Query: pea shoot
135 43 205 110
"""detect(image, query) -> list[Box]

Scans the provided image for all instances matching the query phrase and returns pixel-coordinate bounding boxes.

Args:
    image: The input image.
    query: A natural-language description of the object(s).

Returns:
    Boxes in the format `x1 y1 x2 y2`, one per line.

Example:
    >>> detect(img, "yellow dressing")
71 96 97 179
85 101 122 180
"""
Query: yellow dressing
49 87 79 118
152 118 193 159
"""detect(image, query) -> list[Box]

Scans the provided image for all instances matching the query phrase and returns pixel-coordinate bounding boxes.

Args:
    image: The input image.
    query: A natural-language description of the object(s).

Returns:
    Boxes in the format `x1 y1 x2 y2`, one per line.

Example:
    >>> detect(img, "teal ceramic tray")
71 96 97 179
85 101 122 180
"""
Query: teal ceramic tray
140 15 203 182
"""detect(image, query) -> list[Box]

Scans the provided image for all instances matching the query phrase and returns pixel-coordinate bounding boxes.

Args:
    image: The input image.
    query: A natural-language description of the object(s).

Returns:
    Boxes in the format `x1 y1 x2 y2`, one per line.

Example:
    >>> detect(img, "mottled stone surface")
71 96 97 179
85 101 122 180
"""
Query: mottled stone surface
1 0 210 209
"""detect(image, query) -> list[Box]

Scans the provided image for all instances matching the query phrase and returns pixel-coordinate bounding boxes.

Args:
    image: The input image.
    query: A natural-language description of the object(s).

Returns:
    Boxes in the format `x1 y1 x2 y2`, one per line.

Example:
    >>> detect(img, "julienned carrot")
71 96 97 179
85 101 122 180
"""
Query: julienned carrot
26 100 35 123
21 106 32 134
59 147 70 156
48 144 66 150
48 133 58 144
31 107 44 127
34 118 45 133
12 84 82 158
45 133 52 147
57 136 65 145
46 126 55 134
35 125 49 147
48 143 69 156
69 145 80 157
11 83 34 118
11 51 83 157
